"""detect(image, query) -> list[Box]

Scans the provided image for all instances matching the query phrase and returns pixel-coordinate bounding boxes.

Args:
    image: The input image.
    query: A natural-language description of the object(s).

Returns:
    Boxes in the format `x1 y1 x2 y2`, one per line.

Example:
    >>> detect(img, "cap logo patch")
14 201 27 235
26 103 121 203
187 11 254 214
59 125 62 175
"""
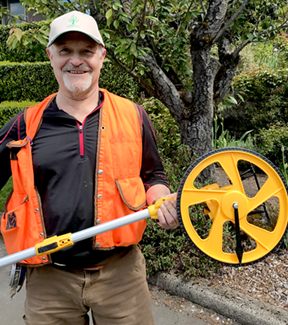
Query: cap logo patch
67 15 80 28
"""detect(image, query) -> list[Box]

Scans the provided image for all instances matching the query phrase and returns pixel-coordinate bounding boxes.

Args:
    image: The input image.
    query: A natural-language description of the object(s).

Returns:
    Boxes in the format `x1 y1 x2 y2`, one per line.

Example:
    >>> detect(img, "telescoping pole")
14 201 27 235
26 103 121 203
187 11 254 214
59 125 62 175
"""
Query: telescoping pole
0 198 172 269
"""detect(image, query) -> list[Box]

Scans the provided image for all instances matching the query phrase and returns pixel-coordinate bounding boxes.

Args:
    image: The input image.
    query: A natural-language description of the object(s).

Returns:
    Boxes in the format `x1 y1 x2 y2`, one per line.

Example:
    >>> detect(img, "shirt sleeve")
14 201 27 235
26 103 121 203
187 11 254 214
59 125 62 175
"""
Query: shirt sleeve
137 105 170 192
0 111 26 189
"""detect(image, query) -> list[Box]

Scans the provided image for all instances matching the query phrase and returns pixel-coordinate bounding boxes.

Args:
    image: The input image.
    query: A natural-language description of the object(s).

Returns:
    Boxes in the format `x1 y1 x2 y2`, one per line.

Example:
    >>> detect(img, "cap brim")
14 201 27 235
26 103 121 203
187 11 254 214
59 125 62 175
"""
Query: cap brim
47 30 103 48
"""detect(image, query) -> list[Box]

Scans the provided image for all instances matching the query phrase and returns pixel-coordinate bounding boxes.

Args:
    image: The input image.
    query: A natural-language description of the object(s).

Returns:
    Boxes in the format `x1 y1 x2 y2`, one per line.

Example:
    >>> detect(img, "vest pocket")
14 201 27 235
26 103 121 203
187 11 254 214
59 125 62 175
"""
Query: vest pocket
115 177 146 211
1 196 28 254
110 139 142 178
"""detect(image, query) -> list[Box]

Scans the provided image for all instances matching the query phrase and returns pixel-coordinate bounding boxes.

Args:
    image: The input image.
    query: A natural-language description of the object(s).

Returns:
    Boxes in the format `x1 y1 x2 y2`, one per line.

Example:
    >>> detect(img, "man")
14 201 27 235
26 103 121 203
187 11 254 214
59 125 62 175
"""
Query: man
0 11 178 325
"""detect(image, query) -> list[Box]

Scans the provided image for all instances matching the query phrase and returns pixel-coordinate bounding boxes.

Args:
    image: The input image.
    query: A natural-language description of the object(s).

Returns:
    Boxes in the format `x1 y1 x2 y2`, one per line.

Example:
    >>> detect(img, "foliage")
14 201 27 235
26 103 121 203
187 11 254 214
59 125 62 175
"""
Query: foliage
237 44 258 74
0 178 12 212
237 33 288 74
281 145 288 186
0 61 139 103
255 122 288 167
0 20 49 62
100 62 140 100
0 100 38 128
3 1 288 79
213 116 255 151
141 219 220 278
220 67 288 136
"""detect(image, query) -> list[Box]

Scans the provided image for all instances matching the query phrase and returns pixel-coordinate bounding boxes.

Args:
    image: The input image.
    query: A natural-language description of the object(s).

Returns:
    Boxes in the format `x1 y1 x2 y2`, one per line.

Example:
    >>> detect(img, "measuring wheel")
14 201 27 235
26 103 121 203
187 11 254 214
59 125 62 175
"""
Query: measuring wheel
177 148 288 265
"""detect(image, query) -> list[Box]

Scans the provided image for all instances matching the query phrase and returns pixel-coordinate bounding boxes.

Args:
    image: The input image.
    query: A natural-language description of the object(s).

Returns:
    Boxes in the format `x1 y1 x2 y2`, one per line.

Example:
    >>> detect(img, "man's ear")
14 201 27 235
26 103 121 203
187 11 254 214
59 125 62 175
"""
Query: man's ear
99 48 106 69
46 47 53 67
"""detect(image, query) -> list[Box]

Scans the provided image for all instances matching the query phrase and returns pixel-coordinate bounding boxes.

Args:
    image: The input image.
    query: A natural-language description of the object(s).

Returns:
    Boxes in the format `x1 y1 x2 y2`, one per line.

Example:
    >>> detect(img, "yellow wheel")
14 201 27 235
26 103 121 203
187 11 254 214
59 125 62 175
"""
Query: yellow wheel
177 148 288 265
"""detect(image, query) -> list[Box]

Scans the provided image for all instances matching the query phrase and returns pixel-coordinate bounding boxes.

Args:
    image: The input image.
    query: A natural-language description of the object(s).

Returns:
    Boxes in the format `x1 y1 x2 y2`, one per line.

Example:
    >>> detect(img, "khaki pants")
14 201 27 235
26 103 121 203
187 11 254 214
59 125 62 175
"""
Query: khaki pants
24 245 154 325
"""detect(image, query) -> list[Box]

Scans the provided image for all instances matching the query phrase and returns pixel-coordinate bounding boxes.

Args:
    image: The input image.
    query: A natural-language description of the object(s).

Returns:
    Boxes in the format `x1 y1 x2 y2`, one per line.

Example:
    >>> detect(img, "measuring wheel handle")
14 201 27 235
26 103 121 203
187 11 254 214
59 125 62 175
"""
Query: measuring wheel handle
0 147 287 268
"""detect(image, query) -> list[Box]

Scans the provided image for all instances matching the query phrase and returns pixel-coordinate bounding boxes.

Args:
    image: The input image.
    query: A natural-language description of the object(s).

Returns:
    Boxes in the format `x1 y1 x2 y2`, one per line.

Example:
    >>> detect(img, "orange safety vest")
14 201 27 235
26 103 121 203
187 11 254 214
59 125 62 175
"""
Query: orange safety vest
1 89 147 265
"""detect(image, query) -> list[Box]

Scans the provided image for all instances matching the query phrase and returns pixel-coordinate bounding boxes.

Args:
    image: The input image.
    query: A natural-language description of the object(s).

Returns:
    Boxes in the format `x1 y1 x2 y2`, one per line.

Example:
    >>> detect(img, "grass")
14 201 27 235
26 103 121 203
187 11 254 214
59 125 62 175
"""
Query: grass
0 177 12 212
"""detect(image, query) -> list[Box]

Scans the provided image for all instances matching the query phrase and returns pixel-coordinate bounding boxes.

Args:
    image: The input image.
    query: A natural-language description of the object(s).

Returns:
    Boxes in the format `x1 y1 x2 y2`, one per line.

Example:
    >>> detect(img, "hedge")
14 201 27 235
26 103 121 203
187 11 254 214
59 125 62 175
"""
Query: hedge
0 101 39 129
0 62 58 102
0 20 50 63
0 61 140 103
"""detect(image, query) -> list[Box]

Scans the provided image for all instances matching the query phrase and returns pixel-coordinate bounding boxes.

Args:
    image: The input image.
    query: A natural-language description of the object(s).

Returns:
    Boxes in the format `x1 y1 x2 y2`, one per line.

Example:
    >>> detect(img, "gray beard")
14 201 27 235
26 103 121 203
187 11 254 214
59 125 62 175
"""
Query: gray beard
63 73 92 92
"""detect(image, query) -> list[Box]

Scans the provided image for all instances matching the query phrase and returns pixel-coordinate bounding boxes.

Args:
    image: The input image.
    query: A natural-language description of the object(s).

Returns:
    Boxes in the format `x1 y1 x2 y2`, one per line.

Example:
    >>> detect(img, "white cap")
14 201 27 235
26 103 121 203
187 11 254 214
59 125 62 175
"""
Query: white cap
47 11 105 47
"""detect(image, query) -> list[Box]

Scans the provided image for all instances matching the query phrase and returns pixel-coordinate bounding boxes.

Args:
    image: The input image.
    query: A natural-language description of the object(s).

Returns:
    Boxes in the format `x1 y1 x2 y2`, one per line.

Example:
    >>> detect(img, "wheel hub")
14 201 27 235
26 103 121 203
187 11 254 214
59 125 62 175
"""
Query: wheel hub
221 191 249 221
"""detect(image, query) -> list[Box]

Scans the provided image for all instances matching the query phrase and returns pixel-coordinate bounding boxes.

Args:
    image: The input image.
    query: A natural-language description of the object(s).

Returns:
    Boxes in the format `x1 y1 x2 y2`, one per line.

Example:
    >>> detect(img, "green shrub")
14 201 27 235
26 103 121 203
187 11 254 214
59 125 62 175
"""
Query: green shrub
220 67 288 136
237 35 288 74
213 116 255 151
0 178 12 212
141 219 220 278
0 21 50 63
0 61 139 103
255 122 288 167
0 100 39 128
100 62 140 100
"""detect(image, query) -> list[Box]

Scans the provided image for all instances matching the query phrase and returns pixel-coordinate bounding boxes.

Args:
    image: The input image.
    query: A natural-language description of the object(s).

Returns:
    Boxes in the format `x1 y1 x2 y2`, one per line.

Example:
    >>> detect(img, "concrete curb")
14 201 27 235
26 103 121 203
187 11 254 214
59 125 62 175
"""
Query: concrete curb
148 271 288 325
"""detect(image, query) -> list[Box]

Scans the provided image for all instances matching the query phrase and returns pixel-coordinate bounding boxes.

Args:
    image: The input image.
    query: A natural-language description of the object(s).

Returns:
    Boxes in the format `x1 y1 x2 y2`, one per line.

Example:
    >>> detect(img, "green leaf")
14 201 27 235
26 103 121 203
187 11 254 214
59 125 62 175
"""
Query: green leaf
126 55 134 63
226 96 238 105
130 43 137 56
106 9 113 20
145 16 158 22
34 34 47 46
247 33 254 41
11 37 19 50
107 17 113 27
237 93 245 102
113 20 119 29
6 34 15 46
131 0 138 11
13 28 23 41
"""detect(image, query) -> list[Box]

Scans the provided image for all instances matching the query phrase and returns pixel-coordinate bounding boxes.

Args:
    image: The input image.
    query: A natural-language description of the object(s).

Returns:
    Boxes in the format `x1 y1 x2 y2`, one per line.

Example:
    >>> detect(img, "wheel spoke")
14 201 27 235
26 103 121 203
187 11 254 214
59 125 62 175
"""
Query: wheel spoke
247 176 283 212
240 219 276 251
218 152 244 192
181 187 226 207
204 209 226 255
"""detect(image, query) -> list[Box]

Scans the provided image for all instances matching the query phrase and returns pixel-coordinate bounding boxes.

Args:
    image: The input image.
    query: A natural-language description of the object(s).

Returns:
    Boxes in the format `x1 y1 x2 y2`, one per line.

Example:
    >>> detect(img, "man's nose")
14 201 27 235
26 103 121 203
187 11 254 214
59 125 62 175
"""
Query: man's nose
69 53 84 66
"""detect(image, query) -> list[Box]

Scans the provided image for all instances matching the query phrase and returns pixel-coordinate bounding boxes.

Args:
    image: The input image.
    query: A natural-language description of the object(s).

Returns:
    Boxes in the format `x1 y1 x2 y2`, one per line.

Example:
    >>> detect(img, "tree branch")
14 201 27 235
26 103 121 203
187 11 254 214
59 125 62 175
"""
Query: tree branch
105 53 156 97
213 0 249 43
89 0 97 18
200 0 207 16
232 39 250 58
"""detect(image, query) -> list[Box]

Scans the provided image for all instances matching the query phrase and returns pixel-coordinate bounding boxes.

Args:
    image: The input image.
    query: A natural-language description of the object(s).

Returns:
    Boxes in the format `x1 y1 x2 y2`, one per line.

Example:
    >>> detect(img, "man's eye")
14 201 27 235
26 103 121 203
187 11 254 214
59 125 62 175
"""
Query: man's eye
60 48 70 53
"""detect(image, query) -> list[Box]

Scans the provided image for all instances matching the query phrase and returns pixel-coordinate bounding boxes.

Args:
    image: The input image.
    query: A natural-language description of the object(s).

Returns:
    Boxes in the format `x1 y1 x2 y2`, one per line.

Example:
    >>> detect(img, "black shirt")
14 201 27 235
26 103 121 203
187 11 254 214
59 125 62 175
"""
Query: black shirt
0 91 169 267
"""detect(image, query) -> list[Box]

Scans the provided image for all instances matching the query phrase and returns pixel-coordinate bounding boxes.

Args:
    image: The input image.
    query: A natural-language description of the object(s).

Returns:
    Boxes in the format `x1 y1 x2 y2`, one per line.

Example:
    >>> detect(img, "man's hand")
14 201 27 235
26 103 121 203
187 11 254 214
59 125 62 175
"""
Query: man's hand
157 193 179 229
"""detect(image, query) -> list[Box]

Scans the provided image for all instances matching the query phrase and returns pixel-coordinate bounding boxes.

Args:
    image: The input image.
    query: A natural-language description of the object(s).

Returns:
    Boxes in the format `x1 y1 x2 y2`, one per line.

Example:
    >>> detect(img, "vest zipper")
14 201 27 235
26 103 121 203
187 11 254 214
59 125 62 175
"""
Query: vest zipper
76 122 85 157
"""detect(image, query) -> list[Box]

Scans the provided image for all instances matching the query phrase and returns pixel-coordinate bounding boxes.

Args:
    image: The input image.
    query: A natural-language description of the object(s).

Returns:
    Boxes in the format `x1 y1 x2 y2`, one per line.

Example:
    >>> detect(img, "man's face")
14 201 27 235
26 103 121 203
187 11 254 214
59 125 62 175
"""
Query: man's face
46 32 106 95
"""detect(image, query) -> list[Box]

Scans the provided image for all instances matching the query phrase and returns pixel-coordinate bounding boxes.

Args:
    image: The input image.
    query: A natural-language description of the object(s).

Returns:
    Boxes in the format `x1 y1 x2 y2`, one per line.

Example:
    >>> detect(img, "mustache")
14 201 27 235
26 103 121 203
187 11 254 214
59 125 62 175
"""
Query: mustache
62 64 92 72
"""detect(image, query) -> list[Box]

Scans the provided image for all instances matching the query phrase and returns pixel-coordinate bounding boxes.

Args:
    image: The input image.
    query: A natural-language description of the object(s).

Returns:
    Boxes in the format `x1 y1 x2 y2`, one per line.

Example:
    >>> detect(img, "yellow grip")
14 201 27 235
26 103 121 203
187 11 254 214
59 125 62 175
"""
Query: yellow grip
35 233 74 256
147 197 176 220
